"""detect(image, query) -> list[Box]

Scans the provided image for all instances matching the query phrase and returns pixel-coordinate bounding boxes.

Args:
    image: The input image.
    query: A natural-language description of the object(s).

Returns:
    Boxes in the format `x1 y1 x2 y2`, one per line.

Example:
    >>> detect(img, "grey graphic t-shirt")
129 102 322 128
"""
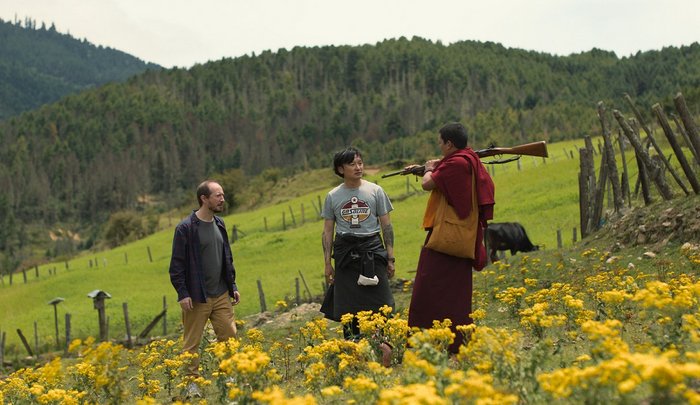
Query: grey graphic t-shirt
321 180 393 236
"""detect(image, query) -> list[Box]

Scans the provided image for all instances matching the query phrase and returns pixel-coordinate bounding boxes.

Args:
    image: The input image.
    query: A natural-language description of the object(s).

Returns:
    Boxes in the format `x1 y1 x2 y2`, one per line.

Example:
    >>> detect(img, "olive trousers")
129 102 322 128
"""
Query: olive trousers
182 292 237 375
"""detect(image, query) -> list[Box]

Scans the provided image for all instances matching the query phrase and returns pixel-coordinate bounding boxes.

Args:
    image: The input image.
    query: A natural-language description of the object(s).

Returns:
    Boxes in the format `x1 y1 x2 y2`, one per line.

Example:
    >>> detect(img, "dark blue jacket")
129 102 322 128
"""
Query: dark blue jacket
169 211 238 303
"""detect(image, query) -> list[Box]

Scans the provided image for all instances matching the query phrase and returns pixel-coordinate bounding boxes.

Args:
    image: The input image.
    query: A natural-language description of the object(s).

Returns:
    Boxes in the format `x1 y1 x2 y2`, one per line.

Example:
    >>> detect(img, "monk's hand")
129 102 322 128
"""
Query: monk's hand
425 159 440 171
403 164 424 176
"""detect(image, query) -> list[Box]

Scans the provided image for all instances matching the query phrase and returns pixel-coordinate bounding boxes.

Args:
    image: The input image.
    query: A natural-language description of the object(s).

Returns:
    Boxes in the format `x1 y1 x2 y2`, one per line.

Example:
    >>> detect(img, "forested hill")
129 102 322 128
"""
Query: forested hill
0 17 161 120
1 37 700 263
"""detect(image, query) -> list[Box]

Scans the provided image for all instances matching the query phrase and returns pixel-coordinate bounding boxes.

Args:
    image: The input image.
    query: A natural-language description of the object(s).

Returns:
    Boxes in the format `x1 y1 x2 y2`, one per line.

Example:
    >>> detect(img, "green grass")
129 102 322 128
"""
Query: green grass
0 137 688 357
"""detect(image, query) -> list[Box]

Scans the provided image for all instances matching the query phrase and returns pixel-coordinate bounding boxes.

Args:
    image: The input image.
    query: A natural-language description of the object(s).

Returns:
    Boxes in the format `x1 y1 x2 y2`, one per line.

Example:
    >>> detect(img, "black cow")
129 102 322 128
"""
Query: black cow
485 222 539 263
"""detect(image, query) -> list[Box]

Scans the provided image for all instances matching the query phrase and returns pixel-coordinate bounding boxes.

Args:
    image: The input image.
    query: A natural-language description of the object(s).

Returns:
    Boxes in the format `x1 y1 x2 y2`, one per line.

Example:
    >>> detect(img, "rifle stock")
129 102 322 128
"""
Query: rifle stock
475 141 548 158
381 141 548 178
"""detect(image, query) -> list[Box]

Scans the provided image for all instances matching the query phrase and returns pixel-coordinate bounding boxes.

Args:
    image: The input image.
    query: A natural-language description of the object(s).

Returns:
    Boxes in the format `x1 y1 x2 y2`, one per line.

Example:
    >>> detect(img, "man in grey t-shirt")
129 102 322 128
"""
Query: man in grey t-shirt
321 147 395 366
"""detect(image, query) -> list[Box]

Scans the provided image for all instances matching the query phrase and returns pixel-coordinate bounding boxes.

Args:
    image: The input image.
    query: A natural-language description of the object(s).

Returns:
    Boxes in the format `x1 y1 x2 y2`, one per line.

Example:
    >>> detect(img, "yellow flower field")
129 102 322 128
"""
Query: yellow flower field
1 243 699 404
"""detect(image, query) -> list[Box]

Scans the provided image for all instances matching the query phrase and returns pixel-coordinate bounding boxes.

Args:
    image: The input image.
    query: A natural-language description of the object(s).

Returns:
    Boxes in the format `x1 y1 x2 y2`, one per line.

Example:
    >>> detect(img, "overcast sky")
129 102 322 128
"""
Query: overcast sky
1 0 698 69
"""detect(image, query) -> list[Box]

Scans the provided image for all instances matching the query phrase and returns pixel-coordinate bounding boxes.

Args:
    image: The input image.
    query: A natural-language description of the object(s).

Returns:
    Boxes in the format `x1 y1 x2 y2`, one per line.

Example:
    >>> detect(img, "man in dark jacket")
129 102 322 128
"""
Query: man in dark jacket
169 180 241 380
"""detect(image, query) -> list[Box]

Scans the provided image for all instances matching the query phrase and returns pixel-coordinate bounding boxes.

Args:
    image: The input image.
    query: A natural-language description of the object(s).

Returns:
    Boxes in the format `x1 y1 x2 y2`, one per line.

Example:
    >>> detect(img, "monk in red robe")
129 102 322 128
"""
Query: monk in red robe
407 122 495 353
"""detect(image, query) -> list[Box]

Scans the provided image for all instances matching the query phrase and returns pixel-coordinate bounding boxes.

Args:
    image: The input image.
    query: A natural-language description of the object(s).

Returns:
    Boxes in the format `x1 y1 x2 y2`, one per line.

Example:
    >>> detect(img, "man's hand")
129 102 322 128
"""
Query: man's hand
232 291 241 305
325 263 335 285
387 261 395 279
179 297 193 311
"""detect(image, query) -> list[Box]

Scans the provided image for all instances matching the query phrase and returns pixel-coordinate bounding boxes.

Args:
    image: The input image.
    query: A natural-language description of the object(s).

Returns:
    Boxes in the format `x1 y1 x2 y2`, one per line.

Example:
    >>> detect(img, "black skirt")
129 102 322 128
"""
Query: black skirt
330 233 395 320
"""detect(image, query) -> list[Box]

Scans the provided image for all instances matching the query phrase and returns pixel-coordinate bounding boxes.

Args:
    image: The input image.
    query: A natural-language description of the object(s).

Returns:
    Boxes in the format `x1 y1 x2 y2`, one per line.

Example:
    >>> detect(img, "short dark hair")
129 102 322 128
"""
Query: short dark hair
332 147 362 178
196 180 216 207
439 122 468 149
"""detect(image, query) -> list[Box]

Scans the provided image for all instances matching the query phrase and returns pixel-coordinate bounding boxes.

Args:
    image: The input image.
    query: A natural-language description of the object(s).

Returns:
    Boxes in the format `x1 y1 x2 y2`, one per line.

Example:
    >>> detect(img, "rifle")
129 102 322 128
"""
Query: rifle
381 141 548 178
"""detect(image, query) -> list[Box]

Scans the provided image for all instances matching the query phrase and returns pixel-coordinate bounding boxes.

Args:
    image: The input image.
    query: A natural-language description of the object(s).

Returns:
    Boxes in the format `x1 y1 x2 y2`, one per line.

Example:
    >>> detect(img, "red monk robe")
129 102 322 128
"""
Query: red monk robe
408 148 495 353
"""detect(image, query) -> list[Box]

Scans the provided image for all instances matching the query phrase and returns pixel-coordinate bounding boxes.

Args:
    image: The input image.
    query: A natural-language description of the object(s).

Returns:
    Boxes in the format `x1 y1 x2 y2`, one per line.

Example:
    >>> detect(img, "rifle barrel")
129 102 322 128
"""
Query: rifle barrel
380 141 547 177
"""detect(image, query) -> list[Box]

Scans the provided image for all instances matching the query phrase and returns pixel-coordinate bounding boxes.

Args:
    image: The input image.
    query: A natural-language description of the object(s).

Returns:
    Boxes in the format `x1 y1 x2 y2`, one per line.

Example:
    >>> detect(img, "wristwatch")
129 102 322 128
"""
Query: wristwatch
388 257 396 262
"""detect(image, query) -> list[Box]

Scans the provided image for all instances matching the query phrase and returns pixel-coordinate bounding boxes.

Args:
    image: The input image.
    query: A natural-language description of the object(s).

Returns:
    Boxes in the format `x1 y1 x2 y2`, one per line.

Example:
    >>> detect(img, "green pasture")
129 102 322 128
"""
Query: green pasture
0 137 666 357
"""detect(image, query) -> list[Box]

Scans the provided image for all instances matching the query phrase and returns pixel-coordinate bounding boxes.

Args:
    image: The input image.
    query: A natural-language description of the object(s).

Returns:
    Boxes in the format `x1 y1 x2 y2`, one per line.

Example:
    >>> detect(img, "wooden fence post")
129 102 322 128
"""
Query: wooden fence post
298 270 313 302
23 269 27 284
123 302 133 349
257 279 267 312
618 133 632 207
673 92 700 166
579 136 596 238
264 217 268 231
623 94 689 195
311 198 321 218
124 252 128 264
232 225 239 242
0 330 5 370
653 103 700 194
556 229 562 249
289 206 296 226
17 328 33 357
34 321 39 357
64 313 71 356
35 265 39 278
162 295 168 336
597 102 625 212
635 154 653 205
578 147 594 238
573 227 577 243
282 212 286 231
590 148 608 232
672 112 700 168
295 278 301 306
137 310 167 340
147 246 153 263
613 109 674 201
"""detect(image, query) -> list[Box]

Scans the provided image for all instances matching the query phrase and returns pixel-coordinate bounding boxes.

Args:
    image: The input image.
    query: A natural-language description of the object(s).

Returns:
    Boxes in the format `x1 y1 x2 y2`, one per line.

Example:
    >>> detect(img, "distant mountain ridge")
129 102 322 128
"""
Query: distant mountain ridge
1 31 699 275
0 17 160 120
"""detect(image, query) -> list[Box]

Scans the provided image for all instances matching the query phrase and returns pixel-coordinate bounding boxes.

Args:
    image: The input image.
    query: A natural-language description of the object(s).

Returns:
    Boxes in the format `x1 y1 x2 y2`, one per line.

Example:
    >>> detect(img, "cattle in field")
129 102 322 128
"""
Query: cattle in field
485 222 539 263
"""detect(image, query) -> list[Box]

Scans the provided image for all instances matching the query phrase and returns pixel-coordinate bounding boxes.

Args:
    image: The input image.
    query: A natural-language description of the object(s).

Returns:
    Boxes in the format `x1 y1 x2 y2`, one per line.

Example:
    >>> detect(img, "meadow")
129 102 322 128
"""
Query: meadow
1 136 700 403
0 137 641 357
0 201 698 403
